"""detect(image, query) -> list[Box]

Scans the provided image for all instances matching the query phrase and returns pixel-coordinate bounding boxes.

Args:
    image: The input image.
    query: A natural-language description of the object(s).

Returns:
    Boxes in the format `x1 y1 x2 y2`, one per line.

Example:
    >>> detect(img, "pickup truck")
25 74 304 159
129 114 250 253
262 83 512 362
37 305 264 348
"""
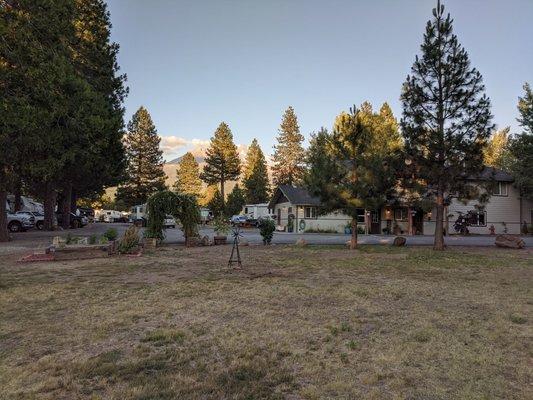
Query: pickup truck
7 211 35 232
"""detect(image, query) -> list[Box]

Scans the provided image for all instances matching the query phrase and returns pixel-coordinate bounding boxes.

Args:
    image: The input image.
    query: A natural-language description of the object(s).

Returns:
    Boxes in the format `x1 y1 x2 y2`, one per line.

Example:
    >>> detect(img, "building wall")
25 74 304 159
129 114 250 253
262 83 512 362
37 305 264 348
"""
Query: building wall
295 207 352 233
444 184 533 234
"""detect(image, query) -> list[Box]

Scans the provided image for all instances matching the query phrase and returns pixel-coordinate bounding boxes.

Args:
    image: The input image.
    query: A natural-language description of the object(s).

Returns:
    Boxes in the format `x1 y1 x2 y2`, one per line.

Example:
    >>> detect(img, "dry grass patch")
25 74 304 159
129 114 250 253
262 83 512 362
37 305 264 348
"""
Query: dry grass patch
0 245 531 399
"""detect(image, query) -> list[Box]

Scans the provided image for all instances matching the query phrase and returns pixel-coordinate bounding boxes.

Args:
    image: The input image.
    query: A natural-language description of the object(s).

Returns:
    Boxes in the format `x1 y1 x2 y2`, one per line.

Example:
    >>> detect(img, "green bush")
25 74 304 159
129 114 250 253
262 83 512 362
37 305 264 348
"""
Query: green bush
259 219 276 245
213 216 230 236
103 228 118 241
118 226 140 254
88 234 98 245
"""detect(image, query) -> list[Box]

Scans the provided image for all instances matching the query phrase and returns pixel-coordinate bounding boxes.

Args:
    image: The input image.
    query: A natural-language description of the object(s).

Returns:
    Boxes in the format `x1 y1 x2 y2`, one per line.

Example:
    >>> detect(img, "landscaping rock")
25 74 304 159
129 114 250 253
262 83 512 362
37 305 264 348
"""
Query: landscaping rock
393 236 406 246
295 238 307 246
200 235 210 246
495 234 524 249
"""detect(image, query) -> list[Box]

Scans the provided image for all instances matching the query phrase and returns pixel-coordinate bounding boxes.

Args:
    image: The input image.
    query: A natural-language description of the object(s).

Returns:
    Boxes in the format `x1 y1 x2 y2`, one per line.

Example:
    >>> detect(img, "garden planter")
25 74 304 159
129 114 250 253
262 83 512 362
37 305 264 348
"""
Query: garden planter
143 237 158 250
214 235 227 245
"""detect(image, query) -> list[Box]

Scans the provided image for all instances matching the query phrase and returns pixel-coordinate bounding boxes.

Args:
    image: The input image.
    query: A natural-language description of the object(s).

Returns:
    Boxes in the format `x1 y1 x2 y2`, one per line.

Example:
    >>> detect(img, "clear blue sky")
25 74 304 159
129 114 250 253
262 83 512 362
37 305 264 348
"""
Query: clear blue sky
106 0 533 161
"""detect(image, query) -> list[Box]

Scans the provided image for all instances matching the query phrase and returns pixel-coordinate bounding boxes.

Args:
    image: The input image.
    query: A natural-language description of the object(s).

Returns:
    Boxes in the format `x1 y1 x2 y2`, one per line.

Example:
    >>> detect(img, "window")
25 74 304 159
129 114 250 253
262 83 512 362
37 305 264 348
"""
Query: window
356 209 365 223
288 207 293 214
493 182 508 196
304 207 317 219
468 211 487 227
394 208 408 221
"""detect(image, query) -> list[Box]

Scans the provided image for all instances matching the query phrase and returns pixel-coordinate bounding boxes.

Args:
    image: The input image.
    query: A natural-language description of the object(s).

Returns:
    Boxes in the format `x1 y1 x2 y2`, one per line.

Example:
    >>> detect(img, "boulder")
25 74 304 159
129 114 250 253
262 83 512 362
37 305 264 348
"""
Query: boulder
495 234 525 249
392 236 406 247
200 235 210 246
295 238 307 247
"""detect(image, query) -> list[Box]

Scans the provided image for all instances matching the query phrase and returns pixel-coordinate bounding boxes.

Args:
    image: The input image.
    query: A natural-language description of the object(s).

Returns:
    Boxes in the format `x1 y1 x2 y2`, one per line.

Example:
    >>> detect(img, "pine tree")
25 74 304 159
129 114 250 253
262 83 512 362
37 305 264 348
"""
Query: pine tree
200 122 241 203
509 83 533 200
207 187 225 218
304 107 400 249
242 139 270 203
116 107 167 206
173 152 202 197
271 106 305 186
225 184 246 217
400 0 493 250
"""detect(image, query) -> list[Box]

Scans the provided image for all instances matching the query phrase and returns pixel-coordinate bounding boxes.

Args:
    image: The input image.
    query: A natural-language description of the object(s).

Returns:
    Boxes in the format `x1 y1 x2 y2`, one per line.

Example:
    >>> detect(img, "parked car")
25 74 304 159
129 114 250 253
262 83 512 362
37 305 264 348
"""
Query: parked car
7 211 35 232
78 207 95 223
16 211 44 230
164 215 176 228
56 212 88 229
230 215 248 225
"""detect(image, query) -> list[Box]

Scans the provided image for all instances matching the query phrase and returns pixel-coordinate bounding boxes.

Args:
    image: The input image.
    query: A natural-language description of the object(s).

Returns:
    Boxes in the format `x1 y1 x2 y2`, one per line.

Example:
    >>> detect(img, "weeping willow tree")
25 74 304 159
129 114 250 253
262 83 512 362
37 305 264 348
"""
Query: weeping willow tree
145 190 200 242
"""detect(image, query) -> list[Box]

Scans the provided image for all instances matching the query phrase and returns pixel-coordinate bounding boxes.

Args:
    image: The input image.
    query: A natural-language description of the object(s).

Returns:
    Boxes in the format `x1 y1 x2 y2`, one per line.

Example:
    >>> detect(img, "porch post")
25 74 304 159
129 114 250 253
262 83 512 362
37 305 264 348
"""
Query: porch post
408 207 413 236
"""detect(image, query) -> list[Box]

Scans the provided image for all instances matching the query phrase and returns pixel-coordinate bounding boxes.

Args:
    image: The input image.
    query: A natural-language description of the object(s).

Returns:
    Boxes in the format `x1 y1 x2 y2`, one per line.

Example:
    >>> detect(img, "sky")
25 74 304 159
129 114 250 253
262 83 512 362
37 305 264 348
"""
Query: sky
106 0 533 161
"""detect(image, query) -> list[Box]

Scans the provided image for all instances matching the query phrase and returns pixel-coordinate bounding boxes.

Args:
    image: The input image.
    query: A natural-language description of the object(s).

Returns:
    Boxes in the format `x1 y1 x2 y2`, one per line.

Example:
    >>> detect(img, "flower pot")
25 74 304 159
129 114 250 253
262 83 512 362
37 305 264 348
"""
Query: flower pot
143 237 158 250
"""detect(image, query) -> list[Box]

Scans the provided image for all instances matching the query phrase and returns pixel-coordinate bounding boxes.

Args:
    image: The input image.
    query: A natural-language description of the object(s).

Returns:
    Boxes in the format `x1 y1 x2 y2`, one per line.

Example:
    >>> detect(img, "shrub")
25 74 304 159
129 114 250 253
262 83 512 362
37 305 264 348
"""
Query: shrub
213 216 230 236
118 226 140 254
103 228 118 241
259 219 275 245
88 234 98 245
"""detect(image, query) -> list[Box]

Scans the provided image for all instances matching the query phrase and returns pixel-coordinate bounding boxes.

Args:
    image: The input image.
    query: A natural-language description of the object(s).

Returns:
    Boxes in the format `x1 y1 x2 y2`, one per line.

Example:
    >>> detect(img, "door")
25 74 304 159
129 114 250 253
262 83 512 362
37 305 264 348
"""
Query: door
277 208 281 225
370 210 381 234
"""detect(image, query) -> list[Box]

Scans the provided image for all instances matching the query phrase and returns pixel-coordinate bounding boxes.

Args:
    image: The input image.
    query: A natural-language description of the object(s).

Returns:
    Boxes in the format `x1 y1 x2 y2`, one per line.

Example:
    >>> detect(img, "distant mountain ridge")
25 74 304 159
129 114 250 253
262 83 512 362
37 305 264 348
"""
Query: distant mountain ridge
166 155 205 164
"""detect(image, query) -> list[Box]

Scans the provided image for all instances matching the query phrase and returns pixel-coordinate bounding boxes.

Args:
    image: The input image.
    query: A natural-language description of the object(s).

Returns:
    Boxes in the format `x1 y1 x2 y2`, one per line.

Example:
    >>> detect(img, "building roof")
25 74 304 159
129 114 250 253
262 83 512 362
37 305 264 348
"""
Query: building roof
467 167 514 182
269 185 322 209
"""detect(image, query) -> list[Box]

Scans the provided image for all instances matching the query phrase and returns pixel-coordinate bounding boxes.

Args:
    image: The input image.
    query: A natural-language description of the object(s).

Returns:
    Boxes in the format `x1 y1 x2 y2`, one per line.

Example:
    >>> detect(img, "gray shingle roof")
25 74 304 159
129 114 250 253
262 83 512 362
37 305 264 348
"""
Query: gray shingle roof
467 167 514 182
269 185 322 208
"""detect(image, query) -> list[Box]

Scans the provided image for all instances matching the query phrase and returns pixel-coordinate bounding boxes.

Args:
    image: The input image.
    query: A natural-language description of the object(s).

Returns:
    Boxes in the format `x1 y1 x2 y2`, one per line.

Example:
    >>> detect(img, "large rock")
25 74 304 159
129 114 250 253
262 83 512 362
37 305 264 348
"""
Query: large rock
495 234 525 249
295 238 307 247
199 235 210 246
393 236 406 246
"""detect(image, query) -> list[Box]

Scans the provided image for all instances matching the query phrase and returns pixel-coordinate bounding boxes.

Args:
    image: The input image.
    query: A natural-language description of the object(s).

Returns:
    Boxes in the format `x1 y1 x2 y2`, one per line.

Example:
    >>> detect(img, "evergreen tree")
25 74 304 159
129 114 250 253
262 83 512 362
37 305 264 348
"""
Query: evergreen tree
116 107 167 206
400 0 493 250
200 122 241 203
305 107 400 249
483 127 511 169
173 152 202 197
509 83 533 200
242 139 270 203
225 184 246 217
207 187 225 218
271 106 305 186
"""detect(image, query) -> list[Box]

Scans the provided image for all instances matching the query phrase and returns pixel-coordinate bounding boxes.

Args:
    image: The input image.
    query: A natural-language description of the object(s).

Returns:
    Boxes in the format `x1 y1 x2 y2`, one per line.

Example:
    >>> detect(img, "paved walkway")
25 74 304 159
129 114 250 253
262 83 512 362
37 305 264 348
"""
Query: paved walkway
2 223 532 255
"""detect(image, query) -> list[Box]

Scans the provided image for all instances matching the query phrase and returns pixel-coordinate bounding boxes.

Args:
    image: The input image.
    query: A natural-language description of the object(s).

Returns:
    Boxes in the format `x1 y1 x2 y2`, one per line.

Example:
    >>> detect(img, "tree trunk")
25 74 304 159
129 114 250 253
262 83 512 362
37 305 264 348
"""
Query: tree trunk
43 183 57 231
70 187 77 213
444 205 449 236
61 182 72 229
220 178 225 206
350 217 358 250
434 193 445 250
14 181 22 212
0 188 8 242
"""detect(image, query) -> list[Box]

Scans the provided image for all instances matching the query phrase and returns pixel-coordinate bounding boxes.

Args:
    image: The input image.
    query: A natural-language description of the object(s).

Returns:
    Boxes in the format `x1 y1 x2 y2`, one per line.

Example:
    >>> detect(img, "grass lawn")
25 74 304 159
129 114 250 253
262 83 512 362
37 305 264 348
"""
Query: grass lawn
0 245 531 399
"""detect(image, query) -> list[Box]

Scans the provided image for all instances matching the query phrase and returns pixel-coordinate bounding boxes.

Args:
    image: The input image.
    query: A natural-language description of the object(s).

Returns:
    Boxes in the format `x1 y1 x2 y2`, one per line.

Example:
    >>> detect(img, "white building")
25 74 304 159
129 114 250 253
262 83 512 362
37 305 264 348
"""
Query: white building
268 168 533 235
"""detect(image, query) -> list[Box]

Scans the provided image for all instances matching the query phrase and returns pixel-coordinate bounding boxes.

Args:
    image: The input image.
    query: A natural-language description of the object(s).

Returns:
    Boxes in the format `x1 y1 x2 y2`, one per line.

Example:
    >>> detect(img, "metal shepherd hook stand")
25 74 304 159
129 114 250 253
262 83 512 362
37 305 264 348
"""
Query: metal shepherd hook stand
227 224 243 270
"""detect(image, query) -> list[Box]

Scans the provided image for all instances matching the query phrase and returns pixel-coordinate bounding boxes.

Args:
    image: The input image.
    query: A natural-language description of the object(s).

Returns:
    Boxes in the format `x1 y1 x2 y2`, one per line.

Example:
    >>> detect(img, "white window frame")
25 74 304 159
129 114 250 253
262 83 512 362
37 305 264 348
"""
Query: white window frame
304 206 317 219
394 208 408 221
493 182 508 196
469 211 487 227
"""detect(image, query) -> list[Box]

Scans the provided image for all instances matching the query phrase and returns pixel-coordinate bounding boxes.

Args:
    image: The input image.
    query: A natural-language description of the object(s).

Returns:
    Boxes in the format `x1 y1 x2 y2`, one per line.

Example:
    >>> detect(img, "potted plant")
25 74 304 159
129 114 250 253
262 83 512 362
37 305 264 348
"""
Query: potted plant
213 216 230 245
344 222 352 235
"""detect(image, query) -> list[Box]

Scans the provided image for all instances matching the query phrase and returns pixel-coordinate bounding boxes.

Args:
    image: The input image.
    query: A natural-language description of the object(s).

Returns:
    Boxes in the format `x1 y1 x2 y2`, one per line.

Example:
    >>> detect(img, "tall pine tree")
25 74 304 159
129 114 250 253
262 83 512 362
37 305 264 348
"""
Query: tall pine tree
116 107 167 206
271 106 305 186
483 127 511 169
242 139 270 203
400 0 493 250
173 152 202 197
200 122 241 204
509 83 533 200
225 184 246 217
